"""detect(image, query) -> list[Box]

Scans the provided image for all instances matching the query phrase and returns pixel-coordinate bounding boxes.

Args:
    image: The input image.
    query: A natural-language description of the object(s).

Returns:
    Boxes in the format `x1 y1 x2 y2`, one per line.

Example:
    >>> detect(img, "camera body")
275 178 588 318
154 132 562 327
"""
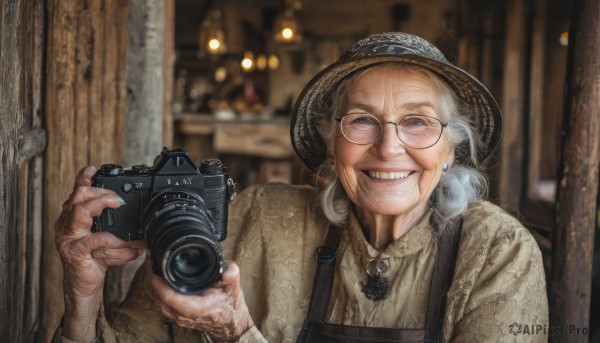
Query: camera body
92 147 235 294
92 147 232 241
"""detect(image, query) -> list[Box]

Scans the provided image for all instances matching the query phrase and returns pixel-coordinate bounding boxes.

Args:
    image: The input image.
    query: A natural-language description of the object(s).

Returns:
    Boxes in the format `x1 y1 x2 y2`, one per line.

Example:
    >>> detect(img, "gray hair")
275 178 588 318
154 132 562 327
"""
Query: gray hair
315 62 488 228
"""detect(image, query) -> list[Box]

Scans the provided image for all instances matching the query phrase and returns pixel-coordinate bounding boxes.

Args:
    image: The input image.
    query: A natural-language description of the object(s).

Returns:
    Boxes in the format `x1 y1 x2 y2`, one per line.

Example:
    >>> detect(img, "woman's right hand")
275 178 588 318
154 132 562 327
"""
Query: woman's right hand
55 166 145 342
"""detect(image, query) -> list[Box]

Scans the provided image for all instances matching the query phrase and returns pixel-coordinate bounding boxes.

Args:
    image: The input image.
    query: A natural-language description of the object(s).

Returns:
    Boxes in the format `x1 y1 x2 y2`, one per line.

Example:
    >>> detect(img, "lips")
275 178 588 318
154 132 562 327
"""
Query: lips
368 170 411 180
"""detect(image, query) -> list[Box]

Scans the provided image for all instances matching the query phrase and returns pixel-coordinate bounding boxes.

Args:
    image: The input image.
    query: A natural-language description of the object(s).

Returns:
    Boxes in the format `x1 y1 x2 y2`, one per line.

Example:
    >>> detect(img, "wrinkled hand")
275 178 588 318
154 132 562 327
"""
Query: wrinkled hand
153 261 254 342
55 166 145 342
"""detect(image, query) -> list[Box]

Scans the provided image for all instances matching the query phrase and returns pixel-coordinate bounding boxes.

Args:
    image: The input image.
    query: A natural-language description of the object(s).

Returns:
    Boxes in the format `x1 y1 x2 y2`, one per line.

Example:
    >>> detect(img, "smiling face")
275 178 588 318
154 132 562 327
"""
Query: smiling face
332 65 455 219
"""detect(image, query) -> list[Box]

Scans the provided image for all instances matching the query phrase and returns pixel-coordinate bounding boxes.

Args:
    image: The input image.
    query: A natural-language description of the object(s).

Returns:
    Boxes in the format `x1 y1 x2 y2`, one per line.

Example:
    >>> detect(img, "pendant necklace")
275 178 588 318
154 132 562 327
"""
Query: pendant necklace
361 254 390 301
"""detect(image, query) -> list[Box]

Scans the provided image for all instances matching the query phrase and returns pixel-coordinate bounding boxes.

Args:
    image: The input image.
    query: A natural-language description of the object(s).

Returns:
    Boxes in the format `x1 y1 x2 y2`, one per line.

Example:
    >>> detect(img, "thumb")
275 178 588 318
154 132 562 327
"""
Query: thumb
220 260 241 293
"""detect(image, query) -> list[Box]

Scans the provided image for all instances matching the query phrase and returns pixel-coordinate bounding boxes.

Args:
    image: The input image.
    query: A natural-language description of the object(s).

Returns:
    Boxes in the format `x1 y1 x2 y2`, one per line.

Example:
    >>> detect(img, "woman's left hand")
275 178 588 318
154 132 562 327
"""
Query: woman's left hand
152 260 254 341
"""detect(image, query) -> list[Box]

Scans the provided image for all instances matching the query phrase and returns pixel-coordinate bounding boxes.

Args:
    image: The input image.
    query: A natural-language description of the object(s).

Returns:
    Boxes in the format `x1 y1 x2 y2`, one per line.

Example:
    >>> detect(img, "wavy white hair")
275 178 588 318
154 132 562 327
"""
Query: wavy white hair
315 62 488 229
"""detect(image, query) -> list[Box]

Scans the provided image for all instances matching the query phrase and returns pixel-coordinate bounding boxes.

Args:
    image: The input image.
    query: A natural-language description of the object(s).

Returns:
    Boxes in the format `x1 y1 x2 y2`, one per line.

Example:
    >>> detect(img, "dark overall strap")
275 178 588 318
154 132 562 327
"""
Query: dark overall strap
305 225 342 321
424 217 463 339
297 217 463 343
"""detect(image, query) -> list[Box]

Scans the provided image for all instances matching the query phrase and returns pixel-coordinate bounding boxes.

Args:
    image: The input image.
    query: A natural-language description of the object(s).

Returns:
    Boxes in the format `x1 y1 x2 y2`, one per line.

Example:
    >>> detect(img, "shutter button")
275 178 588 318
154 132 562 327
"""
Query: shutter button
122 183 133 193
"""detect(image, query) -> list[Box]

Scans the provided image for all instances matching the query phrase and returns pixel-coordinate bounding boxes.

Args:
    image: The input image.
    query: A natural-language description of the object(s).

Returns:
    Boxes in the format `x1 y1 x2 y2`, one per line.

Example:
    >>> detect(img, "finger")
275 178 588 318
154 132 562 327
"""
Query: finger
88 239 145 264
83 231 143 251
152 275 178 303
220 261 241 294
152 276 212 330
128 239 146 251
152 276 191 318
156 295 183 324
66 186 120 210
90 247 142 266
74 192 123 217
151 262 240 301
74 166 97 189
151 276 205 313
159 301 176 321
158 303 196 330
66 232 141 259
59 193 125 238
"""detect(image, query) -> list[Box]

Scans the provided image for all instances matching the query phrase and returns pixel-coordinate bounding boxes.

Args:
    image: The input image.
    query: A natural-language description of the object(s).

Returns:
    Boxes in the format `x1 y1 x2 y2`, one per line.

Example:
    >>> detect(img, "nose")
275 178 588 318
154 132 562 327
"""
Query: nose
373 121 406 158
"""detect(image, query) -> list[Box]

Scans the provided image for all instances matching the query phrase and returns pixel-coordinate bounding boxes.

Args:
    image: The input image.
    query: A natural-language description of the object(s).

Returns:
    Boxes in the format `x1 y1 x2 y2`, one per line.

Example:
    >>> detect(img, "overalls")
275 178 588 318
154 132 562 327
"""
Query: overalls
297 218 463 343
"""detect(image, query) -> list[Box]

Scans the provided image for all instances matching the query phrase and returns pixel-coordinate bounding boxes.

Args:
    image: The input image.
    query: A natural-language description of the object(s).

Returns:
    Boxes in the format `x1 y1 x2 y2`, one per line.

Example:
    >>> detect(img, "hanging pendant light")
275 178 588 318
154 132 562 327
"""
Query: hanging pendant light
274 0 302 44
198 3 227 57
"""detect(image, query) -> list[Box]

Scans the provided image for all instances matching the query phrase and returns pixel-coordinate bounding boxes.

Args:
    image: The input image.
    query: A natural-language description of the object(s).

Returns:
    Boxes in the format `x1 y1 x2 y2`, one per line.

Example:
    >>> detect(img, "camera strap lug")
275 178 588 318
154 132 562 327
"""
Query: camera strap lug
227 178 237 203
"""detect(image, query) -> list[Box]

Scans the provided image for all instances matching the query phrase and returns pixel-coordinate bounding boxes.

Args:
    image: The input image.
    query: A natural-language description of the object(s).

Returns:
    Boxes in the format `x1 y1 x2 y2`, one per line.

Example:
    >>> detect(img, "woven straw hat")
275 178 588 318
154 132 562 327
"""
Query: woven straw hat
291 32 502 172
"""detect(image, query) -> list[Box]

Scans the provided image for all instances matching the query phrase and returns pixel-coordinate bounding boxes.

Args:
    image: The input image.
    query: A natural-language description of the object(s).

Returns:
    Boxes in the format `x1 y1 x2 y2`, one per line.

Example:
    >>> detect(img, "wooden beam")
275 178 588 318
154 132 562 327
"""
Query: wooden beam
527 0 546 200
163 0 175 148
549 0 600 340
498 0 528 212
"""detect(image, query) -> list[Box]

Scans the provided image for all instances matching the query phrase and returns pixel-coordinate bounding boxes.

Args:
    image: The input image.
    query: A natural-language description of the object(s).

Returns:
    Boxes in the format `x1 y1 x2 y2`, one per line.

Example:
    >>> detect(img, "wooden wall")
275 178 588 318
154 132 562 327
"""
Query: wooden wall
0 0 173 340
0 0 46 341
41 0 173 341
41 1 130 340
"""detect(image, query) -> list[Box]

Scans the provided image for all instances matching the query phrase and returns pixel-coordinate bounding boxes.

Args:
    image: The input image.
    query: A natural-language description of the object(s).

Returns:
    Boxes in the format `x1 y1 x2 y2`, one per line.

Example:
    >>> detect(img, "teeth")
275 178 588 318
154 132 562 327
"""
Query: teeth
368 171 410 179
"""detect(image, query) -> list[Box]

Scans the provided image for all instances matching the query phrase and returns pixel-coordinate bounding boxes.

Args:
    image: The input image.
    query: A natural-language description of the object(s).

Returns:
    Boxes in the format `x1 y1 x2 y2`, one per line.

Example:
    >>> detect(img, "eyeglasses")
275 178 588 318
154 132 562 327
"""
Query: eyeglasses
336 113 448 149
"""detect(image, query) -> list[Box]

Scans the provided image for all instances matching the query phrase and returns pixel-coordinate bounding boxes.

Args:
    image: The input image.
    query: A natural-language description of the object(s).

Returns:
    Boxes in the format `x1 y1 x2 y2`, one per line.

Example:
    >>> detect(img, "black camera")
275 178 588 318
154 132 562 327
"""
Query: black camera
92 147 236 294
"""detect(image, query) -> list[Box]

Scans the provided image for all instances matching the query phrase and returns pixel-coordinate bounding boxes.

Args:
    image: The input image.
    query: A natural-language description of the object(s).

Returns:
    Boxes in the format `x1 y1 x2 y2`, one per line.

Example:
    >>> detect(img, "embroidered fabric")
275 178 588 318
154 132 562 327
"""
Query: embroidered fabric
51 183 548 343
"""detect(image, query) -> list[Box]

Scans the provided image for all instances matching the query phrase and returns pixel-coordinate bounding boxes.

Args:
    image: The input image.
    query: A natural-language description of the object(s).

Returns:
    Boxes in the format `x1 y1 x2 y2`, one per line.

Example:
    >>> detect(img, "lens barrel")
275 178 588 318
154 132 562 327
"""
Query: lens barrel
144 191 225 294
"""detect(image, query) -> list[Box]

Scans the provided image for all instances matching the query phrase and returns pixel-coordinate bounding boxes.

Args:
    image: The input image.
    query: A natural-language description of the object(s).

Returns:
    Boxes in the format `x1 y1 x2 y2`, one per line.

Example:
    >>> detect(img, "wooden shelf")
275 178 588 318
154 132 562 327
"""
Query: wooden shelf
174 113 295 186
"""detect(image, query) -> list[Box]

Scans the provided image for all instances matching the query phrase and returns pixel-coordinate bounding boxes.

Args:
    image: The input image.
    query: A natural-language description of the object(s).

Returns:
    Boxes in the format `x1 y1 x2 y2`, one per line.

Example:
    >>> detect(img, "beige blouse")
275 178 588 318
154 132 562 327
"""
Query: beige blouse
54 183 548 342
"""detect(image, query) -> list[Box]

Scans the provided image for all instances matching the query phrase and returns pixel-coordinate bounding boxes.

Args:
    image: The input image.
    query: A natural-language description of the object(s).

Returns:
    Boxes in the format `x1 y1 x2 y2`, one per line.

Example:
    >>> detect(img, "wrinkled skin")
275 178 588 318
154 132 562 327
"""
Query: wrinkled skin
55 166 253 342
332 66 454 249
152 263 254 340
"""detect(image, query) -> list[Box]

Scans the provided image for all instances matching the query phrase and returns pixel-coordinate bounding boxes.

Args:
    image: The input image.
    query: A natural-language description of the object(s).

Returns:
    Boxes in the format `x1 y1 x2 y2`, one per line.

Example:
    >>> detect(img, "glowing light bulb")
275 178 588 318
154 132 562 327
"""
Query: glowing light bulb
281 28 294 40
208 38 221 50
241 51 254 71
268 54 280 70
215 67 226 82
241 58 253 70
559 32 569 46
256 54 268 70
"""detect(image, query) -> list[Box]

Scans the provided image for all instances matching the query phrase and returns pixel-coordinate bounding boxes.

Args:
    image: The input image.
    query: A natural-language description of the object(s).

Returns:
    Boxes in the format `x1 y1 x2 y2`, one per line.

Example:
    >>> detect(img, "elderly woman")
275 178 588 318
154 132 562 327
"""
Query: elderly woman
54 32 548 343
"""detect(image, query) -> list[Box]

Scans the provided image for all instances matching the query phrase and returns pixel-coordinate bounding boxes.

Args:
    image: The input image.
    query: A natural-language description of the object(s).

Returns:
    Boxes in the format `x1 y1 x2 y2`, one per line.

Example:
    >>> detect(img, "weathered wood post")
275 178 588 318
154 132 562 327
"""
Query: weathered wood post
123 0 165 166
103 0 167 310
550 0 600 341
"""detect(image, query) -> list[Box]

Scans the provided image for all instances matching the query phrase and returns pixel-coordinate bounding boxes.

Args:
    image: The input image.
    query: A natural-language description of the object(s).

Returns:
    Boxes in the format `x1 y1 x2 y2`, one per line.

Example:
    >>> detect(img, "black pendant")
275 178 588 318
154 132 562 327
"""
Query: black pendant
361 274 389 301
361 256 390 301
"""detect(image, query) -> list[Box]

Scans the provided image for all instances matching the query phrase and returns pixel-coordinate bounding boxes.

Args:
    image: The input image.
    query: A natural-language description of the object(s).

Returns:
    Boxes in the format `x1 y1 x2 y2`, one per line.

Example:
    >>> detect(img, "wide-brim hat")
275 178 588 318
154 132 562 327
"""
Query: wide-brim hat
291 32 502 172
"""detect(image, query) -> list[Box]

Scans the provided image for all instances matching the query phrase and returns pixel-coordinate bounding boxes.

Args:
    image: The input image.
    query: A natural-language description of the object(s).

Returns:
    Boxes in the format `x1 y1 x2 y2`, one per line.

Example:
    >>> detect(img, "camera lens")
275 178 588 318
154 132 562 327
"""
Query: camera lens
173 246 207 277
160 228 222 293
143 191 225 294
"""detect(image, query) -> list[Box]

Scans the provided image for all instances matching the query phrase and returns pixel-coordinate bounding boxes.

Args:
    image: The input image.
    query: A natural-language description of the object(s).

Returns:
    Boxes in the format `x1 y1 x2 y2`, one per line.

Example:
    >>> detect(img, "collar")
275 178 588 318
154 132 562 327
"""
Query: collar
346 206 434 259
